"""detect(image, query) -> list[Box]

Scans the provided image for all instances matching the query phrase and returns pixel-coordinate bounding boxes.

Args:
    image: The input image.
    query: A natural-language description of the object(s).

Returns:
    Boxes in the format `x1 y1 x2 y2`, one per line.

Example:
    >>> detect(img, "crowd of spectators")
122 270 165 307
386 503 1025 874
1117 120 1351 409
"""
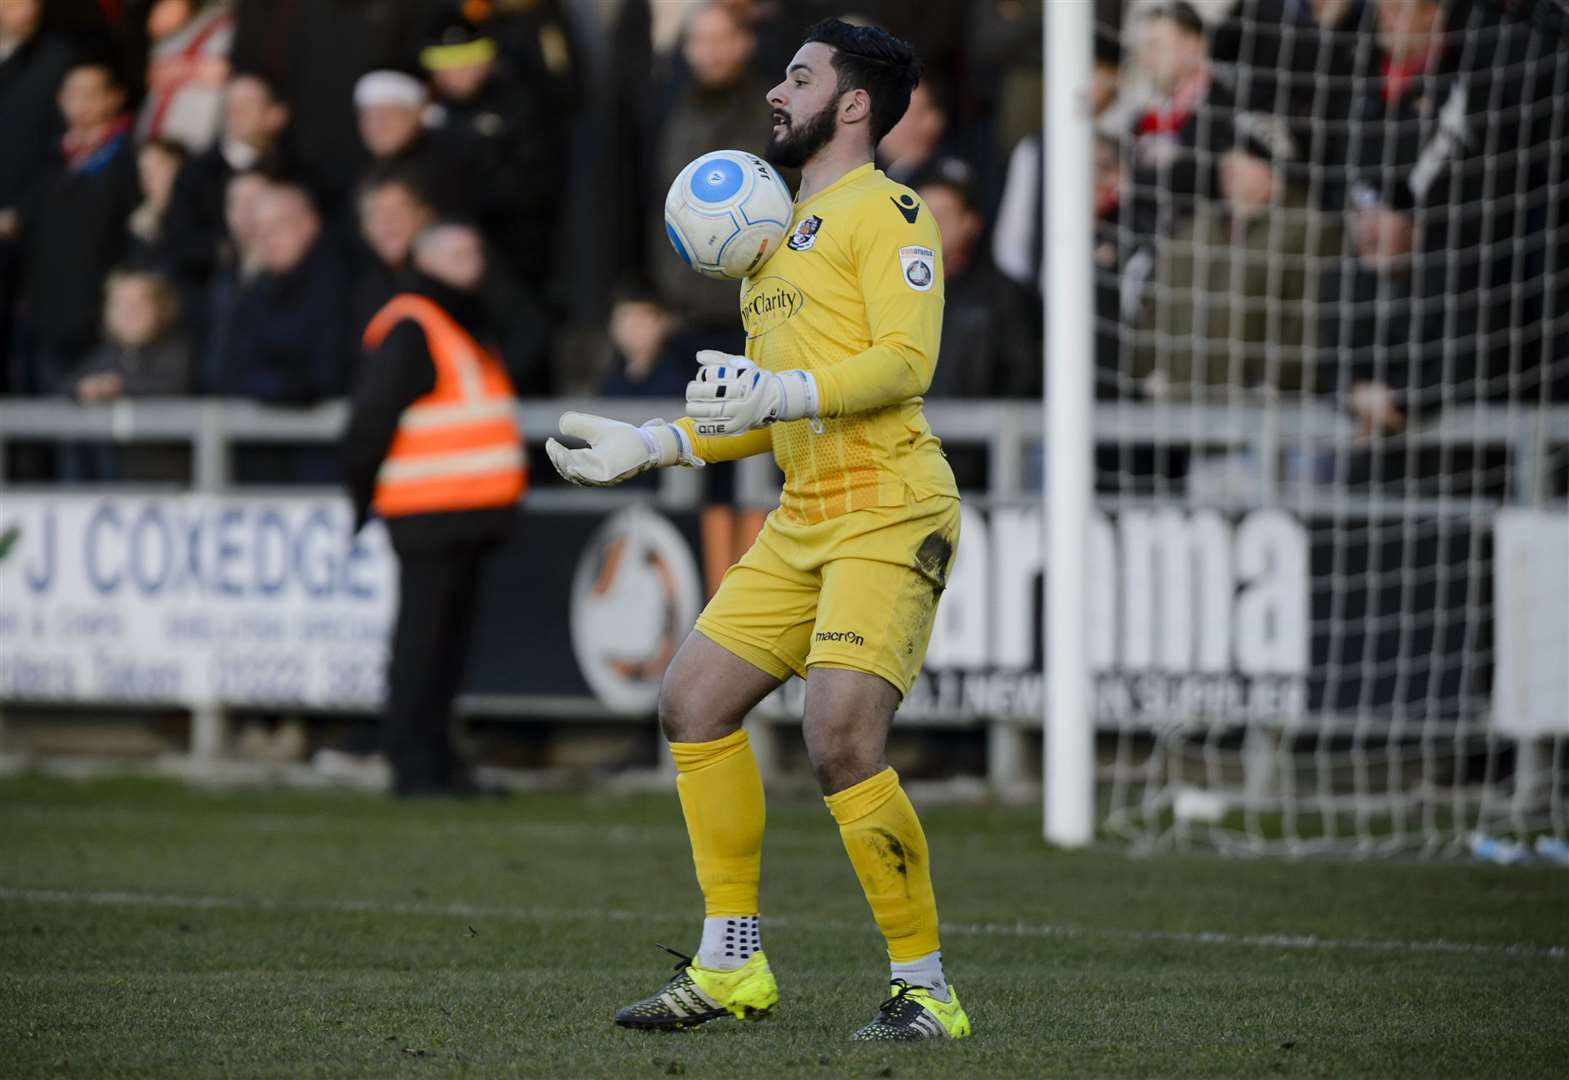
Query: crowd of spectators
0 0 1564 488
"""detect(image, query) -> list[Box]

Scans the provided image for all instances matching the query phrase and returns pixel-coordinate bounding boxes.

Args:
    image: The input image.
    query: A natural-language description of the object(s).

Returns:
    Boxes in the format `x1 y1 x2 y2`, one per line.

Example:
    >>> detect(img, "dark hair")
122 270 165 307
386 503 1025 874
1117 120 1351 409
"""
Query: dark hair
356 158 434 207
227 68 284 104
69 56 127 92
609 279 667 310
802 18 921 144
1146 1 1205 39
137 136 189 166
913 72 950 118
104 267 181 334
1094 27 1123 68
915 157 979 214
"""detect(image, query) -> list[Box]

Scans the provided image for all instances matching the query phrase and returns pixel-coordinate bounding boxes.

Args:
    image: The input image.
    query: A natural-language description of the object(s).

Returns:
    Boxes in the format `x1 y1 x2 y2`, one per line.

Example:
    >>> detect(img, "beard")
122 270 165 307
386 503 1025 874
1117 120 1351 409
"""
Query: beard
765 98 838 169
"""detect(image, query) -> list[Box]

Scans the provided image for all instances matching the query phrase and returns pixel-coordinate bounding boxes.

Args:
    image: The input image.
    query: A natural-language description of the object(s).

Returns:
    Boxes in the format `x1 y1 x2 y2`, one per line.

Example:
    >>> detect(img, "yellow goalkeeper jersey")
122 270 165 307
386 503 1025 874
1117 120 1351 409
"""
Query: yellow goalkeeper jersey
679 162 958 526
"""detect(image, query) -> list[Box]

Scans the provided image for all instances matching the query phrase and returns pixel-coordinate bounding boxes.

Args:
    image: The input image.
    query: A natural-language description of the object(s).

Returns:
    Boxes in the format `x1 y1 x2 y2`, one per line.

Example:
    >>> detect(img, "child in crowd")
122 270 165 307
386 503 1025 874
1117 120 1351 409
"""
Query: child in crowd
69 268 191 401
597 286 690 398
58 268 191 481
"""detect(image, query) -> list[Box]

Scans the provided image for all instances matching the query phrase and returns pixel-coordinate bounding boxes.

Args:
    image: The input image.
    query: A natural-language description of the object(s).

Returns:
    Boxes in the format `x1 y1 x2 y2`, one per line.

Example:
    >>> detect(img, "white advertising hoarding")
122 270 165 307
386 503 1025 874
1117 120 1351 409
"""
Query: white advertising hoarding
1493 510 1569 737
0 493 396 710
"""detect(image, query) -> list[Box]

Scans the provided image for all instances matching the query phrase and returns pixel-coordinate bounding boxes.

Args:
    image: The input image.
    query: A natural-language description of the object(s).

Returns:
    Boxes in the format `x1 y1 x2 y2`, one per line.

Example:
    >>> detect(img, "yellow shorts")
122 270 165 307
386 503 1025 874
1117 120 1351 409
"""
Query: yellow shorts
695 495 960 696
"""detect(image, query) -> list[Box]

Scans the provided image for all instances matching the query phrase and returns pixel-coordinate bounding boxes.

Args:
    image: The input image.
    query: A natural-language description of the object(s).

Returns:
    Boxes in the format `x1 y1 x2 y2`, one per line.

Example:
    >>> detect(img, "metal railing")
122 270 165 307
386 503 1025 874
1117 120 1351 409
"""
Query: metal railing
2 397 1565 782
4 396 1563 505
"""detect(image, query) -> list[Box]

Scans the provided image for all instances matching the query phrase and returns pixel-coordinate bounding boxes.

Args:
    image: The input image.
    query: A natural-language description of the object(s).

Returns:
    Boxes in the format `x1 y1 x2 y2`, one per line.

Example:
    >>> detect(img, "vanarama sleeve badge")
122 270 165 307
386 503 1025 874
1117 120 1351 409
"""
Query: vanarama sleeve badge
899 245 936 291
787 215 823 251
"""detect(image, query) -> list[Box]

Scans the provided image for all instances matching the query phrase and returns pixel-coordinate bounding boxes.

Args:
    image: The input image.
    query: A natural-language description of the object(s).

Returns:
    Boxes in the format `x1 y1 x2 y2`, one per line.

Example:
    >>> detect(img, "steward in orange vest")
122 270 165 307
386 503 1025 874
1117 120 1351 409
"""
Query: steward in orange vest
343 279 525 544
342 225 523 798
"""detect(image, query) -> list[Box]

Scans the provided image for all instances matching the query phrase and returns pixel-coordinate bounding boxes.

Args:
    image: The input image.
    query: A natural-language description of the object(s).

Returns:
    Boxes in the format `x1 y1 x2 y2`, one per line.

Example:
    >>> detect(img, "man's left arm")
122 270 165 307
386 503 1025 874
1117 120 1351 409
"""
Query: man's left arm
810 201 945 417
684 194 945 435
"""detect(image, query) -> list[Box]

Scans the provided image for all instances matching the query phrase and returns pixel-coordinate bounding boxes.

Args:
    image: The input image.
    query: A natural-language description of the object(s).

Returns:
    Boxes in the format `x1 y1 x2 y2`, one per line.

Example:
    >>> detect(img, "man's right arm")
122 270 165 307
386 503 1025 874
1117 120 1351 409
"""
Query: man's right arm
674 418 773 463
544 412 771 488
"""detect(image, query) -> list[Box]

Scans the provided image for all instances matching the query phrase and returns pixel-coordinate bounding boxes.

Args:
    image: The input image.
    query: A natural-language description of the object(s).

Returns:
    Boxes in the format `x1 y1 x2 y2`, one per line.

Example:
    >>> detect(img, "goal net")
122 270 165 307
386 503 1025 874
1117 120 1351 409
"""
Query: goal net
1082 0 1569 855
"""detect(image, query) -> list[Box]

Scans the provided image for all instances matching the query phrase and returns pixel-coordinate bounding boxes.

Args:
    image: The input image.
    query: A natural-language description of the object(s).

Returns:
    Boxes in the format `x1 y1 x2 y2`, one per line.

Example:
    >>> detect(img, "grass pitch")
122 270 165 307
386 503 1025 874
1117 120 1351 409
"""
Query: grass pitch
2 775 1565 1079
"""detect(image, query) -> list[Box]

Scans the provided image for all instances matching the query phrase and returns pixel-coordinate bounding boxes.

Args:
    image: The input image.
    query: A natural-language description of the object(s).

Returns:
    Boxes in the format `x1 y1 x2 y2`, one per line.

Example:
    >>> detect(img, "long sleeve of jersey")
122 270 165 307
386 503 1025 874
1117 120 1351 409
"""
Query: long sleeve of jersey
675 416 774 463
809 204 944 417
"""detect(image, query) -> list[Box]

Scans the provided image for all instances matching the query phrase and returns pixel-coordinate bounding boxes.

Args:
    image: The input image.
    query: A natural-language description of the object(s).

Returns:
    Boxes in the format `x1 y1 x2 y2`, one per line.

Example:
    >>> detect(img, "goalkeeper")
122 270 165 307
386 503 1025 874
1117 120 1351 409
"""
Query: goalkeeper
547 19 967 1042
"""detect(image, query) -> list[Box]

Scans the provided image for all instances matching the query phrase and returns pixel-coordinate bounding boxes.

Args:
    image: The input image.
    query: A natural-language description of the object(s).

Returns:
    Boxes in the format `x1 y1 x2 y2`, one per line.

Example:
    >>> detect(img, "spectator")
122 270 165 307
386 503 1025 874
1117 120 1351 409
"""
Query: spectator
1129 115 1342 399
597 285 692 398
918 161 1037 399
1342 0 1456 258
136 0 234 152
161 69 289 291
343 221 524 799
352 163 438 336
992 29 1123 291
1124 1 1236 240
56 269 195 484
421 8 564 292
68 268 192 402
877 78 951 187
0 0 76 220
1210 0 1366 122
126 137 188 268
10 59 139 395
353 68 466 218
0 0 77 393
205 182 348 404
1309 173 1445 486
196 167 269 391
648 1 770 342
1334 0 1557 426
352 162 553 396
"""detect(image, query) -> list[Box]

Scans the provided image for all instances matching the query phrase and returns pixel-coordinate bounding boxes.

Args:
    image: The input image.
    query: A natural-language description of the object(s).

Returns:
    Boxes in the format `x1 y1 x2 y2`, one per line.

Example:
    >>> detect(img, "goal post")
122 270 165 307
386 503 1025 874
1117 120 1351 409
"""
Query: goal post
1039 0 1569 856
1042 0 1096 848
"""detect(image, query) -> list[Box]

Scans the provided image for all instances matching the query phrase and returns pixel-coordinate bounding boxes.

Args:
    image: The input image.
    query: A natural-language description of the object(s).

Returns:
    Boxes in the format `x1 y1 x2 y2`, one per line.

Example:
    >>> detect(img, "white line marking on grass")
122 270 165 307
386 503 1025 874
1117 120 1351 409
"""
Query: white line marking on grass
3 886 1563 962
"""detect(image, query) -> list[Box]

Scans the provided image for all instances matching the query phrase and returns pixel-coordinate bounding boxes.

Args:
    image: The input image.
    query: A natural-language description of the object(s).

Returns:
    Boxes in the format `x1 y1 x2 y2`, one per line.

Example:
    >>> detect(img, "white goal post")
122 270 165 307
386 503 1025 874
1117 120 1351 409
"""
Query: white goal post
1042 0 1097 848
1041 0 1569 856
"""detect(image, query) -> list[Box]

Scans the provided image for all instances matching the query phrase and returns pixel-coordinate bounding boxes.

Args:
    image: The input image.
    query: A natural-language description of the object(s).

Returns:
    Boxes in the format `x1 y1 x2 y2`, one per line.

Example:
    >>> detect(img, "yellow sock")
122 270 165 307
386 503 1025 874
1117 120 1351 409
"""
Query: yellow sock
670 729 765 917
824 767 941 962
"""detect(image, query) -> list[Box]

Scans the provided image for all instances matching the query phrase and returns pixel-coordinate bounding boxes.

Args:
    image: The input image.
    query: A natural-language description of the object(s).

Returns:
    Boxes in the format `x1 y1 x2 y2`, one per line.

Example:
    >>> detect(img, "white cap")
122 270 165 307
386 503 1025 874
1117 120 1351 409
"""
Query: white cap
353 70 427 111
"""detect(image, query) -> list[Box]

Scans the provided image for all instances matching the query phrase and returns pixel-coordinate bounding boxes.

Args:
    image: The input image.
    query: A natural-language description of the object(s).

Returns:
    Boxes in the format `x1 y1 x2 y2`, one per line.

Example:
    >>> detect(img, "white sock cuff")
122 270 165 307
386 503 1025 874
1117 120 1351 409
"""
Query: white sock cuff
891 949 948 1002
697 914 761 970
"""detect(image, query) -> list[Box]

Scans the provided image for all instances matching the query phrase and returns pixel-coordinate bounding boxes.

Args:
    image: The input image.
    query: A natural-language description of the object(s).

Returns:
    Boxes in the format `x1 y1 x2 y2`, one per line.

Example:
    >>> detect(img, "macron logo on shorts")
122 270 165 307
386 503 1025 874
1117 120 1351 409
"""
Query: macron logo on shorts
815 630 865 647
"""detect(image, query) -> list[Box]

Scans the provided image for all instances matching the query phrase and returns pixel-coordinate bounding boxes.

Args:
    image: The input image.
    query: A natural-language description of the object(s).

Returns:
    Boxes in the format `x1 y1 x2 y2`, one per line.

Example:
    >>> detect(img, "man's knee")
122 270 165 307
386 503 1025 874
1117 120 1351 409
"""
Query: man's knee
657 633 765 744
657 667 707 743
658 653 749 747
803 724 885 795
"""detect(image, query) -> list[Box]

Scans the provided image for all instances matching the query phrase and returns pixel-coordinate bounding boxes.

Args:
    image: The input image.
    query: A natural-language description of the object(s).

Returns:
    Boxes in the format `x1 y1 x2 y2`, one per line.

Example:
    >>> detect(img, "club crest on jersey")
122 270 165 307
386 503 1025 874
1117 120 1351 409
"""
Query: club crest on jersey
899 245 936 292
787 215 823 251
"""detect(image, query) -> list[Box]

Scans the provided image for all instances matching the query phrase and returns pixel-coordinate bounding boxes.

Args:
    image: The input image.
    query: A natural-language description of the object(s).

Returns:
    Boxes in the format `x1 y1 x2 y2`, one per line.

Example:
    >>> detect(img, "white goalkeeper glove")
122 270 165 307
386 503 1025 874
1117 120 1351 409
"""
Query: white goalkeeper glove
544 411 702 487
684 350 819 437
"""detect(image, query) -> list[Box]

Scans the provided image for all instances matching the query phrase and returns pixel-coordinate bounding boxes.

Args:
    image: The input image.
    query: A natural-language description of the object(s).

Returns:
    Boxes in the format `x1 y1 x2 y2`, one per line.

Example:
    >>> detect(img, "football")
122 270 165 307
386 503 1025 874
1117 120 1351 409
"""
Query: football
663 149 794 280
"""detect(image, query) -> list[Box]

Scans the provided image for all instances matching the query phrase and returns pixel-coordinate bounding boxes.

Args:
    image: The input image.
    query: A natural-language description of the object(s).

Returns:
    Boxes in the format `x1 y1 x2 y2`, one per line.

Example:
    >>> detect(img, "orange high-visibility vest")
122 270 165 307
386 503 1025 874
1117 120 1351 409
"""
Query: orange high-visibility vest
362 294 526 517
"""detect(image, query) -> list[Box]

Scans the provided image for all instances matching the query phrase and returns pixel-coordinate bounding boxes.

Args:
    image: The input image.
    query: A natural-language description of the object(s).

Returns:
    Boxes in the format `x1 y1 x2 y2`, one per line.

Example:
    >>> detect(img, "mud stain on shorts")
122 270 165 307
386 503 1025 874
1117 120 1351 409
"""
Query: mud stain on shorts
914 531 954 596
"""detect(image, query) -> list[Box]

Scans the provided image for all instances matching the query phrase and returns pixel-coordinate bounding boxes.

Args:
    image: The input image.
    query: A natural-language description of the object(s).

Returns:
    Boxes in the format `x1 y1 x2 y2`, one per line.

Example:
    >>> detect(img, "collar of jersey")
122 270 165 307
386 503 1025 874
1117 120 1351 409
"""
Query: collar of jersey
795 161 878 213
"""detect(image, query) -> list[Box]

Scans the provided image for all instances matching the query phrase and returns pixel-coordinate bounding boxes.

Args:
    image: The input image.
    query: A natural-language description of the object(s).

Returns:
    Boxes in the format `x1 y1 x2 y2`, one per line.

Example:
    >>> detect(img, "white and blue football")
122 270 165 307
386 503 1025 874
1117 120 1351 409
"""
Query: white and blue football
664 149 794 280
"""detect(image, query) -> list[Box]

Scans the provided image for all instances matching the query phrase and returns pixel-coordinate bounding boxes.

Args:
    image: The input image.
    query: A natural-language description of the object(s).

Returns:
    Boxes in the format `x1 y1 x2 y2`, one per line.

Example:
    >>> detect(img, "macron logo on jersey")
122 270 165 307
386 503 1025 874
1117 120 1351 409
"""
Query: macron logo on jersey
815 629 865 646
899 246 936 292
